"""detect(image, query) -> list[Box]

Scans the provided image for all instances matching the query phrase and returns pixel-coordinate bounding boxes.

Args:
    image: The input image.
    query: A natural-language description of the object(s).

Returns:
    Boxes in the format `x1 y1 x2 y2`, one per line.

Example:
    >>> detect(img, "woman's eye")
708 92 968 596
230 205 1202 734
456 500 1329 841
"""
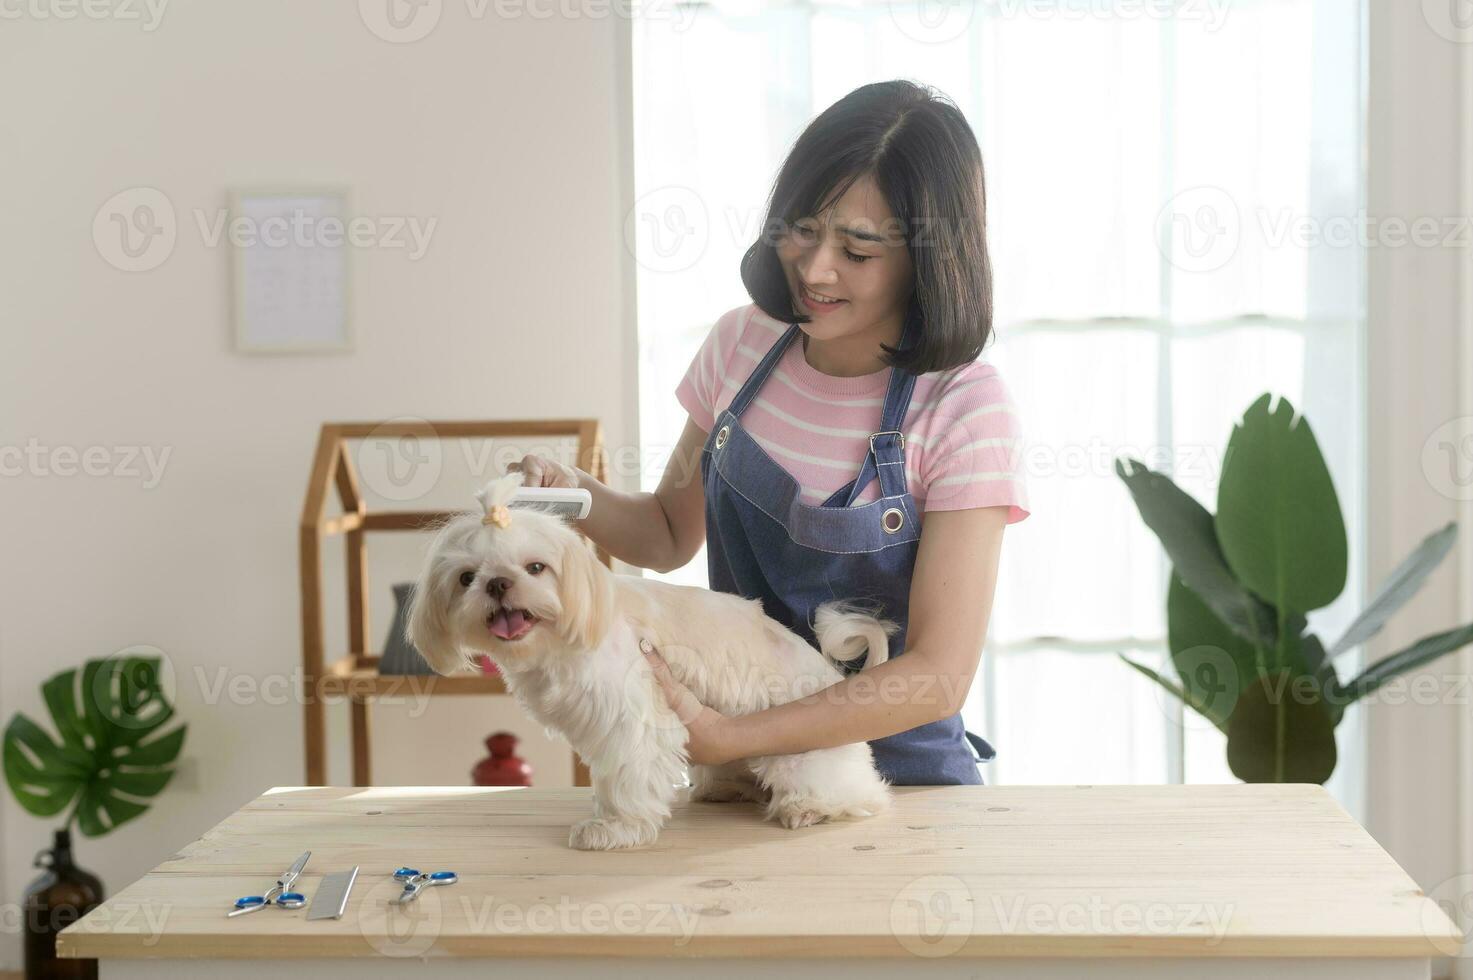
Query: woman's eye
845 250 873 263
458 571 476 588
526 562 546 575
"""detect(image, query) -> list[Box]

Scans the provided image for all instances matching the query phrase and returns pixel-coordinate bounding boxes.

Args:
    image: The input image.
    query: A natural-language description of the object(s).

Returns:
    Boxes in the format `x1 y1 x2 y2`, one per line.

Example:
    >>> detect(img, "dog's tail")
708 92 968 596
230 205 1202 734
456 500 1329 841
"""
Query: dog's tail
813 600 899 671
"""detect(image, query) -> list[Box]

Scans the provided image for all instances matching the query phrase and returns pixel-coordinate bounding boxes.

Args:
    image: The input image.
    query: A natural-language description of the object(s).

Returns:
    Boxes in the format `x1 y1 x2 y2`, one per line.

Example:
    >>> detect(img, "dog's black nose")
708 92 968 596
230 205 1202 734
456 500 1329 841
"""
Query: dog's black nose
486 576 513 598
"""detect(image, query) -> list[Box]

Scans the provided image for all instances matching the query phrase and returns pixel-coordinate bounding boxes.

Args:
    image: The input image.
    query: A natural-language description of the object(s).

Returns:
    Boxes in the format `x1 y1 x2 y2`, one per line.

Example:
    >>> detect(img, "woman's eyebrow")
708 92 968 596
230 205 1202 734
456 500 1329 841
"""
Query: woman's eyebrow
834 223 884 243
800 214 885 244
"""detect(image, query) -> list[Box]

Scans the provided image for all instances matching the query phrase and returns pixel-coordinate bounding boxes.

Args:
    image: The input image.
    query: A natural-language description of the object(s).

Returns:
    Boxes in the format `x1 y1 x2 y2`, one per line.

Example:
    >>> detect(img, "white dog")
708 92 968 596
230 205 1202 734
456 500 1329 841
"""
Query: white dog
405 472 894 850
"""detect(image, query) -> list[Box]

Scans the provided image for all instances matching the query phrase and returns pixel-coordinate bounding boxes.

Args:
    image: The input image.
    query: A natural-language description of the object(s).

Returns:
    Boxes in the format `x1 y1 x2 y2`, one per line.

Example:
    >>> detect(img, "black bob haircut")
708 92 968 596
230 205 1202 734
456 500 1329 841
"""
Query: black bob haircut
739 79 994 376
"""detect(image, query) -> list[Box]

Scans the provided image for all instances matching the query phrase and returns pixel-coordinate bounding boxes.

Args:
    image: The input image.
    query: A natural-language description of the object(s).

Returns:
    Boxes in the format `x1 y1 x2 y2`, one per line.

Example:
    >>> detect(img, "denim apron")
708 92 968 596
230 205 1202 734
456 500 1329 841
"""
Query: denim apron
700 316 995 785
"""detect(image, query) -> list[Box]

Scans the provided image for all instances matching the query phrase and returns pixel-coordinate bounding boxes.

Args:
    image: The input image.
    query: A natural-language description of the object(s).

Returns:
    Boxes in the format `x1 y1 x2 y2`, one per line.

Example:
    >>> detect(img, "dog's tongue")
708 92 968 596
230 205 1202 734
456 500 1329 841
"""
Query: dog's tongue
489 608 531 640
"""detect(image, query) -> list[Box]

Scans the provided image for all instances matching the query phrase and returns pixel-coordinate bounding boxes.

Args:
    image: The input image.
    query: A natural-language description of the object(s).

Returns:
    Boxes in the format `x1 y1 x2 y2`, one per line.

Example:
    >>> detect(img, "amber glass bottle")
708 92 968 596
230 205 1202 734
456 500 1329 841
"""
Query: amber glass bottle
23 829 102 979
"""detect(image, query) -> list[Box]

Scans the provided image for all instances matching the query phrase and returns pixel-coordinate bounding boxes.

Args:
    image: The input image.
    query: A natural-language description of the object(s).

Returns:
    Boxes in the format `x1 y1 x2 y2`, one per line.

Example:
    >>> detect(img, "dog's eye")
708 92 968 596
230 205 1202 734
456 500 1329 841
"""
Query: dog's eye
526 562 546 575
458 570 476 588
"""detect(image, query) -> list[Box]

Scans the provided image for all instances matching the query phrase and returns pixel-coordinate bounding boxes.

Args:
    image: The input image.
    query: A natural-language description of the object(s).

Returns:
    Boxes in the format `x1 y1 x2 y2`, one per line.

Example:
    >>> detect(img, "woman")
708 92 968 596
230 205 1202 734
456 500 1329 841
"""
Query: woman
512 80 1029 785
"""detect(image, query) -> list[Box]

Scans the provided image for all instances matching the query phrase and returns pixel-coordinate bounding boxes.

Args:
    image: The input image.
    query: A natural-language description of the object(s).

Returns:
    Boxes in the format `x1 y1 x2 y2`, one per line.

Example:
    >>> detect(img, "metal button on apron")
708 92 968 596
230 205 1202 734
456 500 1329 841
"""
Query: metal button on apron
881 507 905 534
714 425 730 449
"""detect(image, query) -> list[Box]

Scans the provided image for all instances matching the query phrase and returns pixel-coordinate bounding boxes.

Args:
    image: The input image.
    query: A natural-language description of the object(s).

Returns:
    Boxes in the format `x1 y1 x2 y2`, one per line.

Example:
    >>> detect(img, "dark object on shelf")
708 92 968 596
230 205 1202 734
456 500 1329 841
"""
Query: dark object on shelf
379 583 434 675
473 732 533 787
24 828 103 979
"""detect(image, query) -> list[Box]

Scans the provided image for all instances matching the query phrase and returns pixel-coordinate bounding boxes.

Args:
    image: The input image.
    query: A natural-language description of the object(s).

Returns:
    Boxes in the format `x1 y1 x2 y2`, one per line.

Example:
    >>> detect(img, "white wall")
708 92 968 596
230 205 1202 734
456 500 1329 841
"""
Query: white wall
1462 19 1473 980
0 0 636 968
1365 2 1472 977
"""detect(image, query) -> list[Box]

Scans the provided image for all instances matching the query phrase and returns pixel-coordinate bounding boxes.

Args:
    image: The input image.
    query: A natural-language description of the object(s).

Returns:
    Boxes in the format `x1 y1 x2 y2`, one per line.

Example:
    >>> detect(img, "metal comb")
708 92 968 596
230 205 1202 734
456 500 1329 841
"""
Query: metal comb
306 866 358 921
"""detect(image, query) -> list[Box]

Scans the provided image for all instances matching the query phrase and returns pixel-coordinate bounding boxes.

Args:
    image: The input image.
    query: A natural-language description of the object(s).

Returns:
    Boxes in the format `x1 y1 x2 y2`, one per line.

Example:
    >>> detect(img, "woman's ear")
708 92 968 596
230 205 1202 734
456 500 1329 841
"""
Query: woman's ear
557 533 615 650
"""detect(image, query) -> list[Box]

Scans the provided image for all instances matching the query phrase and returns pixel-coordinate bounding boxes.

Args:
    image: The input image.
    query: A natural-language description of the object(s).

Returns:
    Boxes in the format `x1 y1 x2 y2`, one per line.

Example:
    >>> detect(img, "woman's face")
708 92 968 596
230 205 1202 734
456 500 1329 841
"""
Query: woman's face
776 174 915 347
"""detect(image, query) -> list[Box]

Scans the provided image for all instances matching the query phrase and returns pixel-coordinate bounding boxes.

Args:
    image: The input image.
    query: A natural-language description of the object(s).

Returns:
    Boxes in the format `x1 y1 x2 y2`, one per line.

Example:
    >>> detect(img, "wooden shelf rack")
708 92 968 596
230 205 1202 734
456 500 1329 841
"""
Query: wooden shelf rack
299 420 607 787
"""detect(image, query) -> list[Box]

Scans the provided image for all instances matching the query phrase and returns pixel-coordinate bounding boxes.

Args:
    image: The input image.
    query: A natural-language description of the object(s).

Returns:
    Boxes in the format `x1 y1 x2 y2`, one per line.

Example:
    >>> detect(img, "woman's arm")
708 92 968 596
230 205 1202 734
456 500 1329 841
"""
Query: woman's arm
511 415 709 573
646 505 1009 764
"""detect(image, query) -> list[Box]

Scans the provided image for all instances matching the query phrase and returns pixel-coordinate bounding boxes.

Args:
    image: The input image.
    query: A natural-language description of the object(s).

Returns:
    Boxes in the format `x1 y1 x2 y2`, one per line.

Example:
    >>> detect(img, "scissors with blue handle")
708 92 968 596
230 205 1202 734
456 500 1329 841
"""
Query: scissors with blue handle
228 850 311 917
392 867 458 905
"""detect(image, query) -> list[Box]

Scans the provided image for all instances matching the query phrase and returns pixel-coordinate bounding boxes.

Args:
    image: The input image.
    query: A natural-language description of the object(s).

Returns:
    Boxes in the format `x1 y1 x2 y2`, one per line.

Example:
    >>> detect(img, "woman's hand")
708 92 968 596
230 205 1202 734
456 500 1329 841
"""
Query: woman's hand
507 453 580 489
640 639 735 765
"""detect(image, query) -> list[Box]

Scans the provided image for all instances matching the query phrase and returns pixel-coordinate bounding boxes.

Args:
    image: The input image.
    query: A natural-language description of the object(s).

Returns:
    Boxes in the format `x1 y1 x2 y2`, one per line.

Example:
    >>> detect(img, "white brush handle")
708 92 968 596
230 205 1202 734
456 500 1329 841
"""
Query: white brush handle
509 486 591 519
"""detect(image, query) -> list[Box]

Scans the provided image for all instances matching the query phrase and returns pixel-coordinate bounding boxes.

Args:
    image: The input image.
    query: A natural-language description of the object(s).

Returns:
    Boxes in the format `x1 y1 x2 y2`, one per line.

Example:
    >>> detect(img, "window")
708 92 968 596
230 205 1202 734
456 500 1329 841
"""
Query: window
632 0 1366 815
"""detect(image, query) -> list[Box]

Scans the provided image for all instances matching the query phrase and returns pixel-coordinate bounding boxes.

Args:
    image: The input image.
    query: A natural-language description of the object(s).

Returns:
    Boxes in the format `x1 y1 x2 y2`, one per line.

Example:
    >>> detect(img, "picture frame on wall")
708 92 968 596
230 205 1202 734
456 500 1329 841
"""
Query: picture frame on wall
231 187 353 353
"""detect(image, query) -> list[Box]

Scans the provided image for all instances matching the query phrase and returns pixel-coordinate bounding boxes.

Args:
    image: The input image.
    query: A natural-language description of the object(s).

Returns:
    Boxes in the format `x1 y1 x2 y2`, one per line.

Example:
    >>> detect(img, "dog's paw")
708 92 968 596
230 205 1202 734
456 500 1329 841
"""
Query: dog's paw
568 818 657 851
772 803 830 829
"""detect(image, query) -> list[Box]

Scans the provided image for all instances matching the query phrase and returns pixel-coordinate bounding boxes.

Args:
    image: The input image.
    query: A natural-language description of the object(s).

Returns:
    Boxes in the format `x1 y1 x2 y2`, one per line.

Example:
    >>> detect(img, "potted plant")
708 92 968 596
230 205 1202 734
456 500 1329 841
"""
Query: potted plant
3 653 186 978
1116 393 1473 783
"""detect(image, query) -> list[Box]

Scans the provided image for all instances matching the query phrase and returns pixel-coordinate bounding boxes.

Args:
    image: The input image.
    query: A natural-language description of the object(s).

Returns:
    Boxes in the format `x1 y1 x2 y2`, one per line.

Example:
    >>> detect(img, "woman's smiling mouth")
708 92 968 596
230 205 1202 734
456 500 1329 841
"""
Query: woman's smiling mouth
800 283 846 312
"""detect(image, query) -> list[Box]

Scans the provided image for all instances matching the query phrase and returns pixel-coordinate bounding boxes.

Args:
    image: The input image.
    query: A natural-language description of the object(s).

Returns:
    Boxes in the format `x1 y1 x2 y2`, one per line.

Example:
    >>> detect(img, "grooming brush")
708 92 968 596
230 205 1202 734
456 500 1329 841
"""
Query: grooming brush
508 486 592 519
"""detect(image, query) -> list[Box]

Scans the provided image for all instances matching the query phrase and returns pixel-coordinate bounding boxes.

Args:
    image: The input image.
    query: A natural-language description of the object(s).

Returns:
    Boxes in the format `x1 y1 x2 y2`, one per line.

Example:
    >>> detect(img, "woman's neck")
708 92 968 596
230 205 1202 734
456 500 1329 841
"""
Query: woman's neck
801 319 901 377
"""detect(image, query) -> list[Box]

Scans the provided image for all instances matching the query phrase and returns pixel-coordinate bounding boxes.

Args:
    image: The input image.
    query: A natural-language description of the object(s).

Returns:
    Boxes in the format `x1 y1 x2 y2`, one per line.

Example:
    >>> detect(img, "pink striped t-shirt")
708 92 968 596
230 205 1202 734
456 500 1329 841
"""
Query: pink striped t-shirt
675 304 1030 522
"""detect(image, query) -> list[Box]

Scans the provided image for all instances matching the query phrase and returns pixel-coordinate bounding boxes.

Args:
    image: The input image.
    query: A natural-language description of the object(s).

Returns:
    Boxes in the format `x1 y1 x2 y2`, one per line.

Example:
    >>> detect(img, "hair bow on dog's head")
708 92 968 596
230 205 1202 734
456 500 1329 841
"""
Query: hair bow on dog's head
474 472 524 529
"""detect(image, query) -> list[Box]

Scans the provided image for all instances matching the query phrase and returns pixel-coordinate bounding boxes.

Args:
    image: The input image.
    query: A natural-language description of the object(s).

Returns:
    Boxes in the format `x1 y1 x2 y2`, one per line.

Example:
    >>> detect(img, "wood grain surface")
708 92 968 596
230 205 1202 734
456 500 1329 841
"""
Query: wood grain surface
56 784 1463 960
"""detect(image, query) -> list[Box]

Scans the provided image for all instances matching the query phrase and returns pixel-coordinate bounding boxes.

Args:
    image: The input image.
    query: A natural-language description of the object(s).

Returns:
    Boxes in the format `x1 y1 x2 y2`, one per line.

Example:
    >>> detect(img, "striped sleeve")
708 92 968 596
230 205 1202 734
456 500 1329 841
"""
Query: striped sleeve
675 306 745 433
920 370 1031 523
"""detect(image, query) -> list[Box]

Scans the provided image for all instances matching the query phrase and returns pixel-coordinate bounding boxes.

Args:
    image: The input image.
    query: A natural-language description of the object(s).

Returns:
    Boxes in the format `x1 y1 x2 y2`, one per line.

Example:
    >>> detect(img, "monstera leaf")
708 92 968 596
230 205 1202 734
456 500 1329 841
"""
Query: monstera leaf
4 655 185 837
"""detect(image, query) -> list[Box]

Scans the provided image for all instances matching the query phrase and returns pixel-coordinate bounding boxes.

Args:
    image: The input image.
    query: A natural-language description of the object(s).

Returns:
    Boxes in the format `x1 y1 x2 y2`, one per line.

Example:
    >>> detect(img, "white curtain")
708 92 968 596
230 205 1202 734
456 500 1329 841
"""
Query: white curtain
632 0 1366 815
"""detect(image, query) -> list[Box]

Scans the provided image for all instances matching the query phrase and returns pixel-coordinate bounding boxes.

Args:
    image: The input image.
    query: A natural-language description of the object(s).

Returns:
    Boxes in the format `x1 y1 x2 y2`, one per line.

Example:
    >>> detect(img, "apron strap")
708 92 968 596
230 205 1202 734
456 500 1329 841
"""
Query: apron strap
965 728 997 762
823 371 916 506
727 323 802 419
822 312 922 508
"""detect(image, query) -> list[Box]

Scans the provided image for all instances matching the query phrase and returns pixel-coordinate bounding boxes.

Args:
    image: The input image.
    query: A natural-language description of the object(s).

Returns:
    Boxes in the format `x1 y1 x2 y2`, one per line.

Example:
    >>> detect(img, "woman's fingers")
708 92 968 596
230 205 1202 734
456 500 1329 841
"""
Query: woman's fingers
507 454 573 488
507 455 542 486
640 640 704 725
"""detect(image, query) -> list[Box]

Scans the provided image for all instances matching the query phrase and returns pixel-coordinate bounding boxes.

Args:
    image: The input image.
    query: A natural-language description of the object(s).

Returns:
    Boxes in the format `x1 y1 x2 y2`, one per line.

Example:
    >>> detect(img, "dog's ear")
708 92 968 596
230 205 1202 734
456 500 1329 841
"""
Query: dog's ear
405 560 466 676
558 533 615 650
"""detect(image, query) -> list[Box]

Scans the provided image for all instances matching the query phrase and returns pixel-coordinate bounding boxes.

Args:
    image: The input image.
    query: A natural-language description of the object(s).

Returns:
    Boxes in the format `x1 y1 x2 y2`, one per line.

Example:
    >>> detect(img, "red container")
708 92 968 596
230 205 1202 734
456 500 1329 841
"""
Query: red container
473 732 532 787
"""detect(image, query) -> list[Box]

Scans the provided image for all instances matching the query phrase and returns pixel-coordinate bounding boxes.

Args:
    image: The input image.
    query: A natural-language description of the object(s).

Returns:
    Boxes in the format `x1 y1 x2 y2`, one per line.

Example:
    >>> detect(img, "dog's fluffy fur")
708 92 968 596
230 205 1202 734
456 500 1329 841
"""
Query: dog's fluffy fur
405 472 895 850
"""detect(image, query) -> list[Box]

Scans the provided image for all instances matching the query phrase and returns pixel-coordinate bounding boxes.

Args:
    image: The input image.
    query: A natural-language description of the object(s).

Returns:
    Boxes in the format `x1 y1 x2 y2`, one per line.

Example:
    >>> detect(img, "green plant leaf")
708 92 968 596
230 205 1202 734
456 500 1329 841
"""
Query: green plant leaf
1296 633 1349 725
76 781 151 839
41 675 91 754
1226 671 1337 784
3 656 185 837
94 657 175 748
117 726 186 768
1166 573 1260 730
1115 457 1277 648
3 716 83 816
1331 622 1473 705
1216 394 1347 615
101 769 175 797
1328 523 1458 658
1119 653 1229 736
